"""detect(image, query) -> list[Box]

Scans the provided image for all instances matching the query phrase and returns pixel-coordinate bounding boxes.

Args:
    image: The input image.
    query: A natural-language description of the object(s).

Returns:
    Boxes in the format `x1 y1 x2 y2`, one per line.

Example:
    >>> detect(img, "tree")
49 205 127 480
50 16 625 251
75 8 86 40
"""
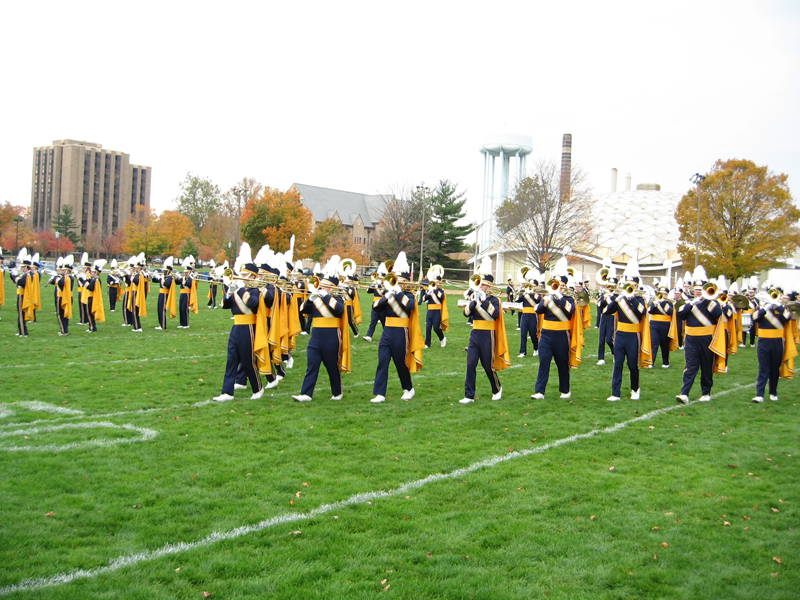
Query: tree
102 232 124 257
0 202 27 238
494 160 594 272
84 228 104 258
175 172 222 230
675 158 799 280
424 180 474 270
371 184 420 263
123 206 168 260
199 211 233 256
158 210 197 256
51 205 81 246
180 237 200 259
240 187 313 255
310 219 349 262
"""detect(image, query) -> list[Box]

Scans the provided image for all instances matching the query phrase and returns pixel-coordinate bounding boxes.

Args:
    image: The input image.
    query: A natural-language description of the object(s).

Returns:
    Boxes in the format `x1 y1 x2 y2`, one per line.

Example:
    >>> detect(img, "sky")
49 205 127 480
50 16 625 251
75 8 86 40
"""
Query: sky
2 0 799 233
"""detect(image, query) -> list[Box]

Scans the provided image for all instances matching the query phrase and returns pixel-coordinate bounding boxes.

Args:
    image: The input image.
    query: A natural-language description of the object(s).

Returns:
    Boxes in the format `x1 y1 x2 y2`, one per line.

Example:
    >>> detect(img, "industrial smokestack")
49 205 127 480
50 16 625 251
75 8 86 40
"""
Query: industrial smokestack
560 133 572 201
625 172 632 191
610 168 618 193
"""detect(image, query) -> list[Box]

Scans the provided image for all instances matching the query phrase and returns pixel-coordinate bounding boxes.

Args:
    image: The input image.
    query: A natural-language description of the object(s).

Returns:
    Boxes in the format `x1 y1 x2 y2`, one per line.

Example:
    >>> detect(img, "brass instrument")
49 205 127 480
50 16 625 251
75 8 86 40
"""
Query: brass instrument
768 288 781 302
702 281 719 301
574 290 591 307
595 267 610 286
717 290 728 304
729 294 750 309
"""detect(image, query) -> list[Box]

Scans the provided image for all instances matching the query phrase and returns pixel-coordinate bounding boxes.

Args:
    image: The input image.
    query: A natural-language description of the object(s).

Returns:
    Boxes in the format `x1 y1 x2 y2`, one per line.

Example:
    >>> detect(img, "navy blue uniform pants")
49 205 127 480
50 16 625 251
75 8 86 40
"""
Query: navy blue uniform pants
650 322 671 366
611 330 639 396
157 292 168 329
301 327 343 397
464 329 500 399
535 330 570 395
598 315 614 360
222 324 262 395
425 308 444 345
756 337 783 397
373 326 412 396
179 293 190 327
519 312 539 355
681 334 714 396
108 286 118 311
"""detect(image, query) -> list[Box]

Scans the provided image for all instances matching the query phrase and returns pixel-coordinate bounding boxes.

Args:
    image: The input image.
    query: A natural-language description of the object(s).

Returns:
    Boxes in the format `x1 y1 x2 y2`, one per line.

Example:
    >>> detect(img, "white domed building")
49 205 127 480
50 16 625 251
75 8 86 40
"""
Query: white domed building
477 173 686 289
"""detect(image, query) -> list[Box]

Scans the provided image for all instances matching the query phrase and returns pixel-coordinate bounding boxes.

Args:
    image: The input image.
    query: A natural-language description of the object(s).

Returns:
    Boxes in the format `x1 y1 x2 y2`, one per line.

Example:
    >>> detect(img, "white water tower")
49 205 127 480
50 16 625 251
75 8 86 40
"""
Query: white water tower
479 134 533 252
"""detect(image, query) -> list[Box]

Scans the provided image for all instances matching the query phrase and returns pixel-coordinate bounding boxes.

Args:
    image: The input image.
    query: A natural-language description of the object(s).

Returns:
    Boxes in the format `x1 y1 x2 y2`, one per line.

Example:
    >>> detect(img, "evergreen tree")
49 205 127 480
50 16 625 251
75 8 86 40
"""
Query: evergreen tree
51 205 81 246
424 180 473 270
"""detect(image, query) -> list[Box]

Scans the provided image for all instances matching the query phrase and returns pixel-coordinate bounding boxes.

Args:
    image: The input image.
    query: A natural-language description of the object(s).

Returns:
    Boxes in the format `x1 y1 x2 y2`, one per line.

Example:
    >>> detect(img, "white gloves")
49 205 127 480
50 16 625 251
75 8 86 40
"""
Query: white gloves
476 289 487 302
553 290 563 300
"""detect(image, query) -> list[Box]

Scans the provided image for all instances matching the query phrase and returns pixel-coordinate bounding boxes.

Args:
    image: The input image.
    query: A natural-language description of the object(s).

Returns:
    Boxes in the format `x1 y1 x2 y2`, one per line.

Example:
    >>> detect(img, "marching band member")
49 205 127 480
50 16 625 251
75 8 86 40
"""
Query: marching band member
30 254 42 323
677 272 694 349
48 257 62 314
648 278 678 369
596 266 618 365
10 248 34 337
77 253 91 325
422 265 448 348
339 259 362 338
153 257 177 330
714 276 738 374
127 253 147 332
370 252 424 403
605 257 649 402
253 247 284 389
56 256 75 335
506 278 521 330
460 257 510 404
291 260 309 335
107 259 122 312
531 257 582 400
206 259 218 308
675 266 725 404
84 259 107 332
121 260 133 327
517 268 541 358
363 262 388 342
176 256 198 329
214 244 264 401
752 289 798 402
292 256 350 402
740 276 760 348
575 274 593 331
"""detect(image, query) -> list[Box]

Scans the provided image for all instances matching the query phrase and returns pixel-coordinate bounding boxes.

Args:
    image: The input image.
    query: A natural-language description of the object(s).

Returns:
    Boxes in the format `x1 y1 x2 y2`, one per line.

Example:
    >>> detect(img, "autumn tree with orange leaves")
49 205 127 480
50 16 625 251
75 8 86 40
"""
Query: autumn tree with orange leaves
675 159 798 280
159 210 197 256
240 187 313 255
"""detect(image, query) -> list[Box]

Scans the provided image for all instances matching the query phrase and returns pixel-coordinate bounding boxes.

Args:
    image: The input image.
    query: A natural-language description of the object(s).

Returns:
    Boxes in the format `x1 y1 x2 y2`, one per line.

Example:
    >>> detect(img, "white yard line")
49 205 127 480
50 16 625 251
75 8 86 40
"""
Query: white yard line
0 386 749 596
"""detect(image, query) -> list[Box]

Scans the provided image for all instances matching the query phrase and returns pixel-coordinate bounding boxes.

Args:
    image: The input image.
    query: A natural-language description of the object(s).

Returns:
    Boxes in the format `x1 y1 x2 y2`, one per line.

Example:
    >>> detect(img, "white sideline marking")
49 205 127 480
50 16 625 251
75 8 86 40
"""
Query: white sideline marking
17 401 84 415
0 354 220 370
0 422 157 452
0 395 732 596
0 407 13 419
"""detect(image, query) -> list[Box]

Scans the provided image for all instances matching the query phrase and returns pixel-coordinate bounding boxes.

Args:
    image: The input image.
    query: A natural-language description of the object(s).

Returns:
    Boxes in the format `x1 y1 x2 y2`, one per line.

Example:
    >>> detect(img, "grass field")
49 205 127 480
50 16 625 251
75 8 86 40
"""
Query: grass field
0 281 798 599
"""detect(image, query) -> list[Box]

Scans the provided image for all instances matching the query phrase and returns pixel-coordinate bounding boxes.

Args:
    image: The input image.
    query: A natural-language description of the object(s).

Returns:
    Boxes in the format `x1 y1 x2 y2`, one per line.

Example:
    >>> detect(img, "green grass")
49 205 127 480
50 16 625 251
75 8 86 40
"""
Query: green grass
0 283 798 599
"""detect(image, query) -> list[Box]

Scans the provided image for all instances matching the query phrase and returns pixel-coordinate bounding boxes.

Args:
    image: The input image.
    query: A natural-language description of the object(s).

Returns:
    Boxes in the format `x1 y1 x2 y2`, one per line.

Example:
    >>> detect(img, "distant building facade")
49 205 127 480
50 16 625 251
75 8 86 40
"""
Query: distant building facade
289 183 386 259
31 139 151 239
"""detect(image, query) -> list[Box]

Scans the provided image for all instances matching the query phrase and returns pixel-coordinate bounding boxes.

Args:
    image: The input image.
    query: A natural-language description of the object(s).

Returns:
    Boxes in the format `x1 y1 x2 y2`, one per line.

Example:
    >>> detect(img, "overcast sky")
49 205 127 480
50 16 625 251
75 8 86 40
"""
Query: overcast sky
2 0 798 229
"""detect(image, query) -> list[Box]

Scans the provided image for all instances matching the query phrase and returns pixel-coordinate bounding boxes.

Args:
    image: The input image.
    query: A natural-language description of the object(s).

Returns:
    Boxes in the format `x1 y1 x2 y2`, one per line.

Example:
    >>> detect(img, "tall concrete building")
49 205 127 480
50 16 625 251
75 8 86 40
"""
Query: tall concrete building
31 139 151 239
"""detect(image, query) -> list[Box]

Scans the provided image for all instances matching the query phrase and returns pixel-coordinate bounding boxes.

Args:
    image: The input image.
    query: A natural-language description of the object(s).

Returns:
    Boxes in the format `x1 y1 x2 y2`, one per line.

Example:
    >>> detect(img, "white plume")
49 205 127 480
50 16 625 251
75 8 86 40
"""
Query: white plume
729 281 739 295
81 252 89 266
294 260 303 273
254 245 270 267
238 242 253 266
749 275 759 289
164 256 174 270
323 255 340 278
622 254 640 279
394 251 410 275
478 255 493 276
552 256 569 278
93 259 107 271
717 275 728 291
692 265 707 284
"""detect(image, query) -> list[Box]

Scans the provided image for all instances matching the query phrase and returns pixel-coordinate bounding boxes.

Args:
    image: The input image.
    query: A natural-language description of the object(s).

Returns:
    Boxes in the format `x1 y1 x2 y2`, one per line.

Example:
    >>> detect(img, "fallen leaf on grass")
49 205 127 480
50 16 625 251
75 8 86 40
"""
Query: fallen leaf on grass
133 505 141 509
427 552 433 557
662 542 669 548
203 593 213 598
652 526 660 530
649 426 655 430
609 466 615 471
723 522 731 526
290 531 301 535
295 491 302 498
727 465 738 469
302 482 309 486
45 512 54 517
654 554 658 561
383 585 391 592
381 579 387 585
590 515 595 520
773 557 782 564
772 508 780 513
